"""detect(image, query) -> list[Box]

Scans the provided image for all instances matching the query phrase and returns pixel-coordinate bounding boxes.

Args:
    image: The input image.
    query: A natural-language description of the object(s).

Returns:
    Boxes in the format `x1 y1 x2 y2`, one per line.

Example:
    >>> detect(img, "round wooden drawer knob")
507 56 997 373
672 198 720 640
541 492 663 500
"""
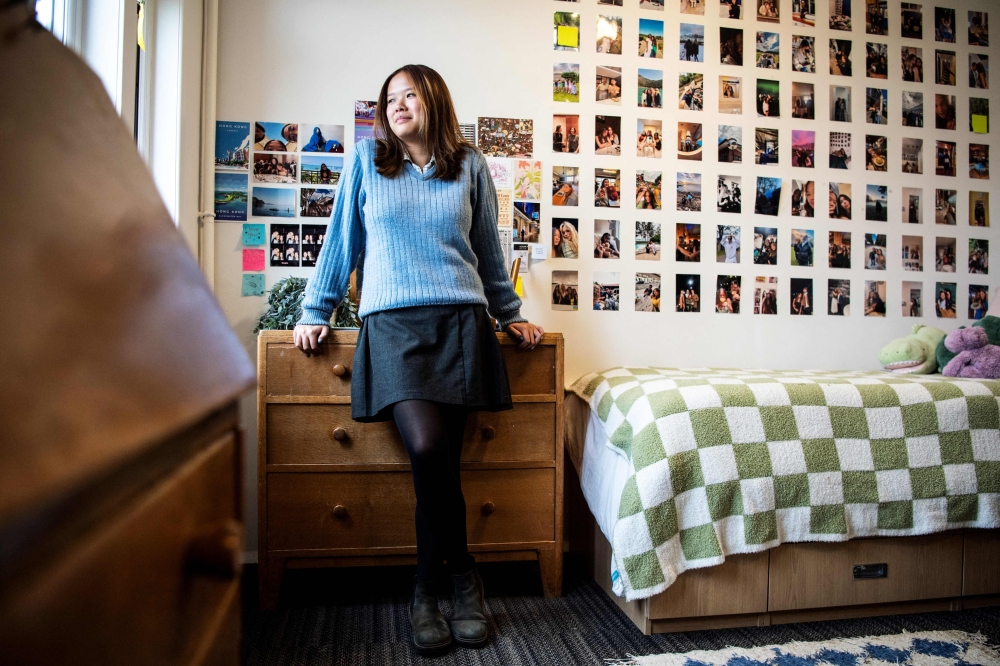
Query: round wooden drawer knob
481 502 496 516
481 426 496 440
332 364 348 377
333 427 348 441
332 505 348 518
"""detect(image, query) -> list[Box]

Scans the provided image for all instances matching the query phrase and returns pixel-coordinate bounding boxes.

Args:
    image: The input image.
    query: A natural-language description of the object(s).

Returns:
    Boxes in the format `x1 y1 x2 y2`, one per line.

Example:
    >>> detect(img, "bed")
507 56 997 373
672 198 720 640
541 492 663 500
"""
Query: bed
565 367 1000 634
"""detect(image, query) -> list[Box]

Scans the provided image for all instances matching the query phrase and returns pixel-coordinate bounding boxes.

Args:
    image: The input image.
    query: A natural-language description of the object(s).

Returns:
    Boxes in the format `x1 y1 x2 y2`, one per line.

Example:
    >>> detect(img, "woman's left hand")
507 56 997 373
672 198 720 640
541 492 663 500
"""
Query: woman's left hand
505 321 544 349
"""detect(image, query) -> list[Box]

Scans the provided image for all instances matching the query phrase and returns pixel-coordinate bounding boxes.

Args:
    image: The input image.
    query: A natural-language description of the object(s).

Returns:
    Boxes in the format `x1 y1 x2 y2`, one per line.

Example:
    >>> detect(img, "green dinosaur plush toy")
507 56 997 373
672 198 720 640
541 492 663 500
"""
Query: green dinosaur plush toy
879 324 947 374
936 315 1000 371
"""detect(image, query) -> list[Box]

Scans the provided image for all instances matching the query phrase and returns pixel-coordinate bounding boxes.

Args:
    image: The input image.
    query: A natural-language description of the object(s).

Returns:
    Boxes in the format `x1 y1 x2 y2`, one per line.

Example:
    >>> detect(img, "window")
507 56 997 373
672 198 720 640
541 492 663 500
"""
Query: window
34 0 70 43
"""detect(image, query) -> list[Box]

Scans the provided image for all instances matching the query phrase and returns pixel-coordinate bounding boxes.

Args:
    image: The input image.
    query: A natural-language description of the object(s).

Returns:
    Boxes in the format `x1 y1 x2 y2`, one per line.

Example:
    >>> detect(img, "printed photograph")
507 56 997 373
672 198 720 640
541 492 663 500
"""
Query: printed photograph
717 225 741 263
829 279 851 316
677 122 703 160
757 0 779 23
791 228 815 267
792 35 816 72
866 42 888 78
864 280 887 316
252 186 295 218
791 82 815 119
354 101 376 142
553 63 581 103
301 124 344 153
865 134 887 172
599 0 623 5
595 115 622 155
935 50 956 85
552 166 580 206
902 46 924 82
901 137 923 174
792 130 815 168
720 27 744 66
902 90 923 126
754 226 778 265
676 223 702 262
719 76 742 114
722 0 743 18
679 23 705 62
593 272 620 311
554 11 581 51
935 6 956 42
865 88 887 124
790 278 814 315
300 155 342 185
970 144 989 179
971 191 990 227
716 276 742 313
254 121 297 152
513 205 540 245
680 0 705 15
864 233 887 270
636 119 663 158
676 274 701 312
791 180 815 217
756 79 780 117
269 224 300 267
677 172 702 211
866 184 888 221
640 0 665 9
718 125 743 162
638 68 662 108
597 65 623 104
969 11 989 47
636 221 662 260
478 117 534 157
902 235 923 271
792 0 815 27
755 127 779 165
718 174 743 213
594 219 622 259
755 276 779 314
678 72 703 110
830 0 851 30
971 97 989 133
935 188 957 225
903 187 923 224
594 168 621 207
755 176 782 216
214 121 249 170
970 284 990 320
829 131 851 169
639 18 665 58
553 114 580 154
936 236 957 272
252 153 297 184
830 85 852 122
756 32 779 68
552 271 579 311
970 54 989 90
830 182 852 220
300 188 334 219
867 0 887 34
213 172 248 221
635 273 661 312
829 231 852 268
830 39 853 75
935 282 957 318
902 281 922 316
551 217 578 257
936 140 956 177
596 14 623 54
969 239 989 275
636 170 662 209
300 224 325 268
901 3 923 39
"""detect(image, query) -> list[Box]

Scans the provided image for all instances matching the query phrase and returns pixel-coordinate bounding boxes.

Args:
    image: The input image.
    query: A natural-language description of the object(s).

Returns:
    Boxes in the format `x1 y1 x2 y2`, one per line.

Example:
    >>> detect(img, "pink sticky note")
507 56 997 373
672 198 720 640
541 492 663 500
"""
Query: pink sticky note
243 249 265 271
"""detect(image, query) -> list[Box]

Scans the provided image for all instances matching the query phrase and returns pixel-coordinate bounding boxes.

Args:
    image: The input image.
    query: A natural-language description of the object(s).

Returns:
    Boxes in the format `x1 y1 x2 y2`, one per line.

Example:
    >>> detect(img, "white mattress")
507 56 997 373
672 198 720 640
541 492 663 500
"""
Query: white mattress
564 392 631 545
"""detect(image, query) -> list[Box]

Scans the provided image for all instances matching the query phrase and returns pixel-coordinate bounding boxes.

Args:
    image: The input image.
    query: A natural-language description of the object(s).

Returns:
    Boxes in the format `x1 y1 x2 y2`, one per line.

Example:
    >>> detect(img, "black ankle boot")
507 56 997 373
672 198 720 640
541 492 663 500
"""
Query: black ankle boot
409 579 452 654
450 566 488 647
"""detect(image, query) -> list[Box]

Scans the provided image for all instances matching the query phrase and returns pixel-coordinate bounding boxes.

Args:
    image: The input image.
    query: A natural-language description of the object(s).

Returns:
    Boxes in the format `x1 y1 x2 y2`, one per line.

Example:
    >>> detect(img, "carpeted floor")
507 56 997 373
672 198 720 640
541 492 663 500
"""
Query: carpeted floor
242 556 1000 665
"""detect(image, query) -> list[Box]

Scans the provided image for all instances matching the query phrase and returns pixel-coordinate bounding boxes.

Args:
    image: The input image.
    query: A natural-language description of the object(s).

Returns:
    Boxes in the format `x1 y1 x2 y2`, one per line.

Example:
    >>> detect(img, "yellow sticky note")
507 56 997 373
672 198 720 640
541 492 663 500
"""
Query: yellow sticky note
557 25 578 48
514 275 524 297
972 114 988 134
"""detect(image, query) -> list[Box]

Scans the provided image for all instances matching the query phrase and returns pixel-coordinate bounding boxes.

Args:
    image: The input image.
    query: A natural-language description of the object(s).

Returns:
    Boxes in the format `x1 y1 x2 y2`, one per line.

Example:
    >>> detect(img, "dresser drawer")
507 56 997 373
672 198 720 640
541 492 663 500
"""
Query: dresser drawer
767 533 963 611
502 344 557 395
266 468 555 551
265 343 355 397
266 403 556 465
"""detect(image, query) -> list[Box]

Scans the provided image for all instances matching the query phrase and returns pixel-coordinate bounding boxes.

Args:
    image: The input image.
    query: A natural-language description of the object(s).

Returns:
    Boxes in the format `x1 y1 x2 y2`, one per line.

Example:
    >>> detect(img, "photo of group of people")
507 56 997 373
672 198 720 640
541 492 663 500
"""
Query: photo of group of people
553 63 580 103
756 79 780 117
754 227 778 265
597 66 622 104
552 271 579 311
970 285 990 319
830 231 852 269
902 47 924 83
864 280 887 317
638 18 664 58
829 182 852 219
637 68 661 107
969 239 989 275
678 72 703 111
677 172 701 211
756 32 779 69
270 224 300 267
636 170 662 209
479 117 533 157
829 279 851 316
791 278 813 315
679 23 704 61
792 82 814 119
593 272 620 310
755 276 778 314
717 174 742 213
254 121 297 152
792 130 814 167
636 221 661 260
299 224 325 268
716 276 741 313
635 273 661 312
636 119 663 157
676 223 701 262
300 189 334 219
866 42 888 78
552 115 580 154
936 282 957 318
551 217 579 258
830 39 853 75
676 274 701 312
865 234 887 270
595 168 621 207
253 153 297 184
595 115 621 155
791 180 814 217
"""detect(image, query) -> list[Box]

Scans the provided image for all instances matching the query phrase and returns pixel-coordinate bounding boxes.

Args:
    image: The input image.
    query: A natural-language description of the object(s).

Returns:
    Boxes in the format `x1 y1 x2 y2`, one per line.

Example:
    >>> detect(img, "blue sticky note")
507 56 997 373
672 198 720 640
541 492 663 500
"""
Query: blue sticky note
242 273 265 297
242 223 265 245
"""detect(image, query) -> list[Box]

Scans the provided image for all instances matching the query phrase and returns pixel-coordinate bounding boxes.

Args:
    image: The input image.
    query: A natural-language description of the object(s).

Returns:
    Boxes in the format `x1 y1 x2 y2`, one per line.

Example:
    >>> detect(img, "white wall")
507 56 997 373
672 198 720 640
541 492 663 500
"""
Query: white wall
213 0 997 556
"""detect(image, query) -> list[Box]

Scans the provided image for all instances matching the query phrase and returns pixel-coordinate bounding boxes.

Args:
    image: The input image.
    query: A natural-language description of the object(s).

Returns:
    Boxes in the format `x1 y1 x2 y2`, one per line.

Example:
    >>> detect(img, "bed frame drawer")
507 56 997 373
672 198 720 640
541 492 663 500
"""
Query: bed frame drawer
963 529 1000 596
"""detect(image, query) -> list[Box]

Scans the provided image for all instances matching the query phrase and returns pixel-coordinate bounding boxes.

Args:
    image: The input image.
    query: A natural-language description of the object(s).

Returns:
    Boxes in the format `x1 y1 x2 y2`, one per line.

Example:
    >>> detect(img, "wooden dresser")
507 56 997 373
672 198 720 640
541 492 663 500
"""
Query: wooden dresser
257 329 564 609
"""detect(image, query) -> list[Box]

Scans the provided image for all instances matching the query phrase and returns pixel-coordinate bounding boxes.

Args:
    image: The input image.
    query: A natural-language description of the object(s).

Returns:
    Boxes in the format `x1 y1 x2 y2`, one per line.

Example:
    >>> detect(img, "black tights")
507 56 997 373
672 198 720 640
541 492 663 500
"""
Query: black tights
392 400 474 582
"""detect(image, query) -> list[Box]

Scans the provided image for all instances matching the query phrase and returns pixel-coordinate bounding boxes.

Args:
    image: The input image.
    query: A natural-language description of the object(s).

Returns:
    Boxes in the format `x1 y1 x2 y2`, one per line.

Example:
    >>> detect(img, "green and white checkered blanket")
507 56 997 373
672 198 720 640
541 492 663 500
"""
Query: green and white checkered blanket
569 367 1000 601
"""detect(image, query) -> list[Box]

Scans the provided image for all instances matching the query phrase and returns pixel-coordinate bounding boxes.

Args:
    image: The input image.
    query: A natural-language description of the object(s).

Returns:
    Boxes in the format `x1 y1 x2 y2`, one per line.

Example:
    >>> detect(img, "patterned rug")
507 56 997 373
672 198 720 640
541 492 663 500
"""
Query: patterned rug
621 630 1000 665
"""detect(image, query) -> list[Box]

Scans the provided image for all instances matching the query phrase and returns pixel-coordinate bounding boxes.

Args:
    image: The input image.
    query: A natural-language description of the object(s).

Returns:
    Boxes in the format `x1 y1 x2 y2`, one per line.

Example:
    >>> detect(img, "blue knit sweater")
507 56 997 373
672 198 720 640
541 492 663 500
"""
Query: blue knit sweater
298 139 525 329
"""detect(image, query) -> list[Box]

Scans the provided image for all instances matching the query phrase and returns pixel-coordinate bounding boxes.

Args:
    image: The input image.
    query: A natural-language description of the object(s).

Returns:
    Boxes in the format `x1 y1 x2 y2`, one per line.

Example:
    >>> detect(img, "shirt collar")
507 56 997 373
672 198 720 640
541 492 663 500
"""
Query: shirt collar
402 148 435 174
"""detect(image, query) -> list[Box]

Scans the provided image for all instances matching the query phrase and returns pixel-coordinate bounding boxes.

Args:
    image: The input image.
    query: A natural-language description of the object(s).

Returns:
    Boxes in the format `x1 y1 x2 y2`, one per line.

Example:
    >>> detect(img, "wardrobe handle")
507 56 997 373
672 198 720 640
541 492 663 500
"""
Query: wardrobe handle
332 505 348 518
333 427 348 442
332 364 348 377
481 502 496 516
481 426 496 440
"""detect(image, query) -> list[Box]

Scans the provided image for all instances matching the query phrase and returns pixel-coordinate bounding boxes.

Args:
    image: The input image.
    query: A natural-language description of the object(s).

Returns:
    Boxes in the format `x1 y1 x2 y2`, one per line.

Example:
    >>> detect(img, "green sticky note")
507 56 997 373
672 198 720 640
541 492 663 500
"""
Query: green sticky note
557 25 578 48
972 114 988 134
242 273 265 297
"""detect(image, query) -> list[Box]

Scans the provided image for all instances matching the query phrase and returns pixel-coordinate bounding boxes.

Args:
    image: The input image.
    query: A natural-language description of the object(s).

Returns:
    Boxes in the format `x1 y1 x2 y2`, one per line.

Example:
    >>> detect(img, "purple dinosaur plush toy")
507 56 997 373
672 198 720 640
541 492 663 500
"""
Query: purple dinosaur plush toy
942 327 1000 378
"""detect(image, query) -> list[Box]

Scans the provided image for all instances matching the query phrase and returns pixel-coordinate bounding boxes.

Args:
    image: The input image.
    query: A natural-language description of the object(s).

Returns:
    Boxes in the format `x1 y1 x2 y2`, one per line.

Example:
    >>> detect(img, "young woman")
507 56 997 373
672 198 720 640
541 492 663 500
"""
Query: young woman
293 64 544 655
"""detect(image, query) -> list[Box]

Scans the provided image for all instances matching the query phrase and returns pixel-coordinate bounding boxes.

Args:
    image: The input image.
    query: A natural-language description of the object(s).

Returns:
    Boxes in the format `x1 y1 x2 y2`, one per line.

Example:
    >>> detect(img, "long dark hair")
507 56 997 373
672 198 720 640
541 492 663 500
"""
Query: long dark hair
373 64 471 181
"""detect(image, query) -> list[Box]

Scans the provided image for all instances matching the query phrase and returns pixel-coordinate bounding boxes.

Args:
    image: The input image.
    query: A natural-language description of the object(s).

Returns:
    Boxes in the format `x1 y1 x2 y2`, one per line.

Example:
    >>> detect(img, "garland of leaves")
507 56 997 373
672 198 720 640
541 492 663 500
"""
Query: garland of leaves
253 276 360 334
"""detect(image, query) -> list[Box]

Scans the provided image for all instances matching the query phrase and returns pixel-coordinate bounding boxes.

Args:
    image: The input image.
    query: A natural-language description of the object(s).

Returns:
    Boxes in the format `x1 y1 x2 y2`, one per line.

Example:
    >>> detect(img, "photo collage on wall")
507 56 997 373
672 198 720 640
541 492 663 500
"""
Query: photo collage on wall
548 1 992 318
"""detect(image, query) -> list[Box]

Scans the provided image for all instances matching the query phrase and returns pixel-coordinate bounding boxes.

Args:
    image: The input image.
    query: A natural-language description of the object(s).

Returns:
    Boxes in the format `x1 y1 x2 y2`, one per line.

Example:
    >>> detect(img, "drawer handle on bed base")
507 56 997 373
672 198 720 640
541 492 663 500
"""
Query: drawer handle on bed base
332 364 349 377
853 563 888 580
481 502 495 516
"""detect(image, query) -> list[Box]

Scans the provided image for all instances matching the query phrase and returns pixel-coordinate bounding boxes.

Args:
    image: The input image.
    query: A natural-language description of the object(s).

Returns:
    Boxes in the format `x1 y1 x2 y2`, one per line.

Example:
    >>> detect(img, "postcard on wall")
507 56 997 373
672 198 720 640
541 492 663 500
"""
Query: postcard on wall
354 101 377 143
552 271 579 311
215 121 250 171
300 124 345 153
513 160 542 200
300 188 334 218
242 248 265 272
242 223 265 245
301 155 343 186
301 224 326 268
497 190 513 227
478 117 533 157
214 172 248 221
253 153 298 184
254 121 297 152
252 187 296 218
241 273 265 297
486 157 513 189
270 224 300 267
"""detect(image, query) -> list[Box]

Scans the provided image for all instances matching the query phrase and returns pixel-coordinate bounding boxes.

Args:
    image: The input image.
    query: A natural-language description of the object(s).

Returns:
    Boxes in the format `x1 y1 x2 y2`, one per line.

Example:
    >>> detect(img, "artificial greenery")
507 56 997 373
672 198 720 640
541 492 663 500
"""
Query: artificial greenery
253 276 360 334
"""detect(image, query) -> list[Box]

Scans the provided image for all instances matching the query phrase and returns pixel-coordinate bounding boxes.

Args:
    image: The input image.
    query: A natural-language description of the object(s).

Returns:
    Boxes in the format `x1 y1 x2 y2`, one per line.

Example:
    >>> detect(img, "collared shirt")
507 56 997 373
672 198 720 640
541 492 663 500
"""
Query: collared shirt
402 148 436 175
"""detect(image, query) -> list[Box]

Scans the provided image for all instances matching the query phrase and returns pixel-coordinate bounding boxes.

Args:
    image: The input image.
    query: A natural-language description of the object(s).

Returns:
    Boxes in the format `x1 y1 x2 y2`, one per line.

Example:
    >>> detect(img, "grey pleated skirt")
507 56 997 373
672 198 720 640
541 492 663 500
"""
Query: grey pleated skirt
350 304 513 423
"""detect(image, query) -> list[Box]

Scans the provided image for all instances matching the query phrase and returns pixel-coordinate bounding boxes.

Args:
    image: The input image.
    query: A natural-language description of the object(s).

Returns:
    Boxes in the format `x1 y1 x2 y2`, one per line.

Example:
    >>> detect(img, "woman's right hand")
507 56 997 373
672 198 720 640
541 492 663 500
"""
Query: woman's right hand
293 324 330 354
